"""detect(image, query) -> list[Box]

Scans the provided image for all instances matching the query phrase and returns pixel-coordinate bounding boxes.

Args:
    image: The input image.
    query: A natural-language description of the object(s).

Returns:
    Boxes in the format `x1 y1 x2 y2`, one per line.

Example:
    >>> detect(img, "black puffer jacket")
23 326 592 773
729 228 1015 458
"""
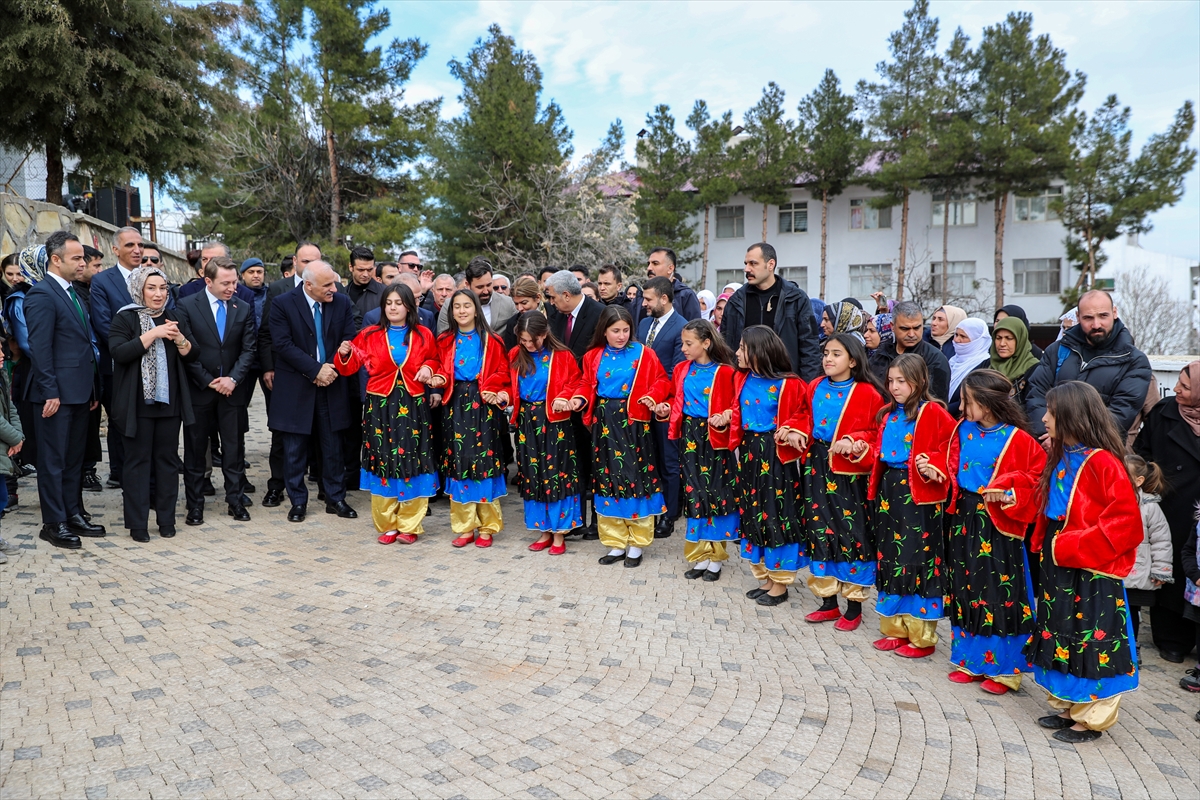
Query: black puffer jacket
720 277 821 381
1025 318 1152 437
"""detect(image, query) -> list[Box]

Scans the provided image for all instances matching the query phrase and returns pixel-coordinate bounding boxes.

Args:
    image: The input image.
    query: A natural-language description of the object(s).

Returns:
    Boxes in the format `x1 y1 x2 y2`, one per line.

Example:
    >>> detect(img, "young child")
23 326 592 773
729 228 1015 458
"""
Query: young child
431 290 513 548
867 354 956 658
1121 454 1173 643
509 312 583 555
0 347 24 564
1026 381 1143 744
570 306 671 568
790 333 886 629
334 284 440 545
657 320 739 582
734 326 811 605
946 370 1046 694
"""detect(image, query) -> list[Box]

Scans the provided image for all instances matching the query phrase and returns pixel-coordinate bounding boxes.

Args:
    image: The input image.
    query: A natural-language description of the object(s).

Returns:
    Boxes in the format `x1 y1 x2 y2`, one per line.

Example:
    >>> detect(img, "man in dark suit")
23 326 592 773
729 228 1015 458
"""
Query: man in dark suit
268 260 358 522
637 276 687 538
257 241 322 507
177 256 258 525
362 274 435 331
25 231 107 548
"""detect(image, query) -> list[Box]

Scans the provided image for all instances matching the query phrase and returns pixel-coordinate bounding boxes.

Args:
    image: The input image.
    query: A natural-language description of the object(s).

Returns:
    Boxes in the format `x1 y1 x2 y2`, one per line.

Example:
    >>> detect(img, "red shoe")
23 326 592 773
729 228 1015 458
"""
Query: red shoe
528 539 552 552
947 671 983 684
378 531 399 545
452 534 475 548
873 636 908 651
548 543 566 556
833 614 862 632
895 644 936 659
805 608 842 624
475 535 493 548
980 679 1010 695
396 532 418 545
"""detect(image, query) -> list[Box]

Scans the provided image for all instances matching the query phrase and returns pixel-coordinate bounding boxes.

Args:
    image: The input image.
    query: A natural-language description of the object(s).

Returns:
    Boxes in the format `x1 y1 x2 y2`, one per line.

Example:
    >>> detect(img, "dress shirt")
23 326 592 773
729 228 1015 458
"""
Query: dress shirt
646 307 673 345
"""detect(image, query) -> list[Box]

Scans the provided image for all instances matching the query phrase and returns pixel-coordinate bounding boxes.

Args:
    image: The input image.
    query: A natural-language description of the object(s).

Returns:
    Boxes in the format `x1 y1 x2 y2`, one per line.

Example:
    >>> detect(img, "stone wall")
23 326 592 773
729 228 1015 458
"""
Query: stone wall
0 192 190 283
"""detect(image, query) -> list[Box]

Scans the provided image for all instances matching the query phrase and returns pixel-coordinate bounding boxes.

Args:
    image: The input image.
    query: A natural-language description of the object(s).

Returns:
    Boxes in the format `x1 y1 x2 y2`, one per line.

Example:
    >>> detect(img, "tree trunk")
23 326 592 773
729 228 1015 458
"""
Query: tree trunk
45 140 64 207
895 189 909 300
941 196 950 305
820 190 828 300
700 204 710 291
1086 227 1097 288
761 202 768 241
993 193 1008 308
326 125 340 242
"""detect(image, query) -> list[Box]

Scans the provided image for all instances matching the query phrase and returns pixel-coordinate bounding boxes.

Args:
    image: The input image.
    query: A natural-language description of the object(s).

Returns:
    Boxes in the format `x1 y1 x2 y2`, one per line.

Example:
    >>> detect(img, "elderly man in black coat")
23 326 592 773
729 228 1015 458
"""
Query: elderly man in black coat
868 300 952 402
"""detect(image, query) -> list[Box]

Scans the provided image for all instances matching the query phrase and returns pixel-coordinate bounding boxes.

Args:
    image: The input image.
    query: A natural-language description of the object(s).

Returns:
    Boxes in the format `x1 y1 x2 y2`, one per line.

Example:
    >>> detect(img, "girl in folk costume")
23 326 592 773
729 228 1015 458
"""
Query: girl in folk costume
867 354 957 658
736 326 812 606
1026 381 1144 744
334 285 441 545
790 333 886 629
569 305 672 568
508 312 583 555
654 320 739 582
945 370 1046 693
430 290 513 548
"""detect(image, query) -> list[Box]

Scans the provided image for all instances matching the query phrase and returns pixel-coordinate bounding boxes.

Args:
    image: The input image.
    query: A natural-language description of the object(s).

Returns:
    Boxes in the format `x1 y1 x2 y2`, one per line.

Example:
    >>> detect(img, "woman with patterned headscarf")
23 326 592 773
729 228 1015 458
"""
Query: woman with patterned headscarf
2 245 47 488
820 300 868 344
109 266 198 543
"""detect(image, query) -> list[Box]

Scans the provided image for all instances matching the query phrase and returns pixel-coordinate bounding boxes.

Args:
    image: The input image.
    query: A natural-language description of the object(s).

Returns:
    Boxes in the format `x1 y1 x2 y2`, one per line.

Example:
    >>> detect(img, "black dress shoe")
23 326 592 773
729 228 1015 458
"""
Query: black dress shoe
317 489 327 503
564 526 586 539
239 493 254 507
756 590 789 606
624 555 642 568
1036 715 1075 730
159 527 176 538
287 504 307 522
702 569 720 582
185 508 204 526
1053 727 1102 744
326 500 357 518
130 529 150 543
243 481 256 494
228 503 250 522
82 469 102 493
39 523 81 550
105 476 121 489
684 567 707 580
261 490 283 508
598 553 626 565
653 518 674 539
582 524 600 541
201 480 216 497
1159 649 1187 664
66 514 106 537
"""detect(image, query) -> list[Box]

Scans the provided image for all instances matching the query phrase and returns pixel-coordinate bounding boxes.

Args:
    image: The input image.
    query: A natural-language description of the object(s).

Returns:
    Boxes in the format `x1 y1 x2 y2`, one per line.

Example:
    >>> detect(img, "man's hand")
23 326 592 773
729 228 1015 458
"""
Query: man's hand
419 270 435 292
209 377 236 397
263 371 274 390
314 364 337 387
337 340 353 358
42 398 60 418
89 400 99 411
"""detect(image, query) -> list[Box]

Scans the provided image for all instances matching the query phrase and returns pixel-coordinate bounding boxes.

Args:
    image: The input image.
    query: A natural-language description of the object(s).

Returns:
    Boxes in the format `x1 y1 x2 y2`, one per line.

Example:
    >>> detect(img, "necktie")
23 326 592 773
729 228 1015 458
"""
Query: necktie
647 319 659 347
215 300 226 342
67 285 87 328
313 302 326 362
565 313 574 342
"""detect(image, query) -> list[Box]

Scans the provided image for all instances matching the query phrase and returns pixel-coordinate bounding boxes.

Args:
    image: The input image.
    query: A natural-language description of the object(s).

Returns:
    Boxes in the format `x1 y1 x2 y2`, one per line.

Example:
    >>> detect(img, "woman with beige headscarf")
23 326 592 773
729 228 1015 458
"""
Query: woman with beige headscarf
926 305 967 358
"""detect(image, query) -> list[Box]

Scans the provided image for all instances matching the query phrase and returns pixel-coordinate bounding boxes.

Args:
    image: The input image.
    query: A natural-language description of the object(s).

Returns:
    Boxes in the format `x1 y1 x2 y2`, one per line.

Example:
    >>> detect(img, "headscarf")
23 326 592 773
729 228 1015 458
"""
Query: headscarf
1178 360 1200 438
824 300 867 344
932 305 967 347
17 245 47 284
989 317 1040 379
810 297 827 334
873 313 894 349
948 318 991 398
1056 308 1078 341
697 289 716 321
120 266 172 404
993 304 1031 331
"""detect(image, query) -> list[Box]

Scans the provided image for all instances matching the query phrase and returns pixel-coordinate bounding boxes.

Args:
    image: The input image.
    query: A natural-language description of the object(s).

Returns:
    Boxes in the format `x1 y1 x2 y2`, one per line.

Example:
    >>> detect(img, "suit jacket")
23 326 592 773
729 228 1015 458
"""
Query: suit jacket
89 265 135 376
256 275 304 373
24 277 99 404
548 296 604 360
176 290 258 406
637 311 686 378
436 291 517 334
267 287 356 434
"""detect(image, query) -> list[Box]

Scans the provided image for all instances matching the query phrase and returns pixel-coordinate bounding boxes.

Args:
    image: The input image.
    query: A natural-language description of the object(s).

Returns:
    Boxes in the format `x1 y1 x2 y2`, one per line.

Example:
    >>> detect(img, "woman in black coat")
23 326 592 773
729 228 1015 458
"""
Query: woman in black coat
1134 360 1200 662
109 266 198 543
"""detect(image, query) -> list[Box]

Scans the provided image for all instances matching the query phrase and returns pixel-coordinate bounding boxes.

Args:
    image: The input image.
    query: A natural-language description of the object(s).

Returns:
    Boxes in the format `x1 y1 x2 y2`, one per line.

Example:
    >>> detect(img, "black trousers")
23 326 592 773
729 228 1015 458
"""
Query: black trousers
15 399 39 471
100 377 125 481
1150 605 1199 658
33 401 89 525
84 400 102 468
122 415 182 531
184 398 245 507
280 389 344 507
650 419 680 520
261 379 286 494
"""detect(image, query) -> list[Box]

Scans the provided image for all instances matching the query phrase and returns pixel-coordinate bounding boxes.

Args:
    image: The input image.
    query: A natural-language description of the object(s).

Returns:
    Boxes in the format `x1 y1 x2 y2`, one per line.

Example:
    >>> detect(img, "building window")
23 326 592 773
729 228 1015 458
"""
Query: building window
777 266 807 291
715 269 743 289
715 205 744 239
850 198 891 230
1015 186 1063 222
931 261 976 297
848 263 892 297
1013 258 1061 295
778 202 808 234
931 192 977 226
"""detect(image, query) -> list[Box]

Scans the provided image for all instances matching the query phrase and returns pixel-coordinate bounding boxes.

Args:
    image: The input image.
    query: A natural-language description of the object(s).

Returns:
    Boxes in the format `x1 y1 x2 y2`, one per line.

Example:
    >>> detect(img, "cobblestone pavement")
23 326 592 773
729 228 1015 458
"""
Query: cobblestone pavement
2 401 1198 799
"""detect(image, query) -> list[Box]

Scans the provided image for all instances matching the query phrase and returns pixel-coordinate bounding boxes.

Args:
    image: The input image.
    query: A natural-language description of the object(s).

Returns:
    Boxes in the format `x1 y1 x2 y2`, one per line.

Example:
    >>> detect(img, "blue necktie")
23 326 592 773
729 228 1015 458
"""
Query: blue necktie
313 302 325 362
215 300 226 342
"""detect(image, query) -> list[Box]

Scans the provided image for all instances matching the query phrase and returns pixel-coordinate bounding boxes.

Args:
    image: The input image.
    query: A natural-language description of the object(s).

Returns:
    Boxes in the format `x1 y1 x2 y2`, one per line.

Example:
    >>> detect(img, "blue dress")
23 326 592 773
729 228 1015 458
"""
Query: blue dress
515 349 582 531
739 374 806 572
443 329 507 503
679 361 739 543
591 344 665 519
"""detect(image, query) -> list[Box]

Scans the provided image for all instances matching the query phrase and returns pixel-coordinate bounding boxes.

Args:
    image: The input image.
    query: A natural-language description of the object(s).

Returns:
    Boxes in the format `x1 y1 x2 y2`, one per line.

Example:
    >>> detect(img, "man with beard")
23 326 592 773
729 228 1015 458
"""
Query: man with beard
633 248 701 328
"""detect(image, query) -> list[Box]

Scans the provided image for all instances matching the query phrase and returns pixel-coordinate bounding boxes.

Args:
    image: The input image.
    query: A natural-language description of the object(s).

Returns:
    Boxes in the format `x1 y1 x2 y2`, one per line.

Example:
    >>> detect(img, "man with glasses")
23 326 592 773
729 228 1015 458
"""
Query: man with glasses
398 249 435 297
492 273 511 296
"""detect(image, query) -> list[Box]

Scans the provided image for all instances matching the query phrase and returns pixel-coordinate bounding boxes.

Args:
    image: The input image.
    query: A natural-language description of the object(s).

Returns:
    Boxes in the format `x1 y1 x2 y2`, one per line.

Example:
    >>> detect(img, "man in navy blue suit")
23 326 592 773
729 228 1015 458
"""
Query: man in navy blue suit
267 260 358 522
637 276 687 539
26 231 107 548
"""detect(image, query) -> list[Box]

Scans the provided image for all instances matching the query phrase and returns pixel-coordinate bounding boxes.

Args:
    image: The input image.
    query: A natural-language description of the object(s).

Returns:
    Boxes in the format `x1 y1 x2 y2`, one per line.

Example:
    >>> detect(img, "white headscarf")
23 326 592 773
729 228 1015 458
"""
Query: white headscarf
697 289 716 321
948 318 992 398
1056 308 1078 341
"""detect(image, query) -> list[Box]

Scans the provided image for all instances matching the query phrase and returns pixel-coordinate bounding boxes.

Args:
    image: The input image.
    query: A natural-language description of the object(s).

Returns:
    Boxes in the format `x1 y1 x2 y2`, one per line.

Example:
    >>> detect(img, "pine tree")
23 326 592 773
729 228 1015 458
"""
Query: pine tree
856 0 941 300
738 82 799 241
972 11 1084 308
634 105 698 265
796 69 865 301
686 101 737 288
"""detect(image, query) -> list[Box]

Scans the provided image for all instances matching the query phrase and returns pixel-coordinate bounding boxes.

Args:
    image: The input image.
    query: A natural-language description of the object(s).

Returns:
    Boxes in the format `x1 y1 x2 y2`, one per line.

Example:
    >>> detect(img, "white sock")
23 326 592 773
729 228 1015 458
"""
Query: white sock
627 547 643 559
692 559 710 571
707 562 722 572
608 548 626 557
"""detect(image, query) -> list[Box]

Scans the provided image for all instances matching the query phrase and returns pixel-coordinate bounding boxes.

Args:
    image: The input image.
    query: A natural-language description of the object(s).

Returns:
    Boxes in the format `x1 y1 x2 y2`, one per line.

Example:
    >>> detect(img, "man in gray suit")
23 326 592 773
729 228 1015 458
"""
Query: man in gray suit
436 257 517 333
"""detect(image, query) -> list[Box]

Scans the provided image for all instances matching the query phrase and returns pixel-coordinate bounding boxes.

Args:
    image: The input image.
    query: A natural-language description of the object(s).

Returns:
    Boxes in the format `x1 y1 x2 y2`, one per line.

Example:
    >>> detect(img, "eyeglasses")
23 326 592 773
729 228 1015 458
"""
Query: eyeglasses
141 257 161 265
401 262 422 269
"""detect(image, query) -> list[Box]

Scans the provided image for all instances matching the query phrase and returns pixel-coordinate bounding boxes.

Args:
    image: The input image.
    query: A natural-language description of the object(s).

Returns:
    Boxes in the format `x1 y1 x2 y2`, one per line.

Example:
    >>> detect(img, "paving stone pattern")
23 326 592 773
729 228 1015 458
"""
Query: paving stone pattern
2 399 1198 798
